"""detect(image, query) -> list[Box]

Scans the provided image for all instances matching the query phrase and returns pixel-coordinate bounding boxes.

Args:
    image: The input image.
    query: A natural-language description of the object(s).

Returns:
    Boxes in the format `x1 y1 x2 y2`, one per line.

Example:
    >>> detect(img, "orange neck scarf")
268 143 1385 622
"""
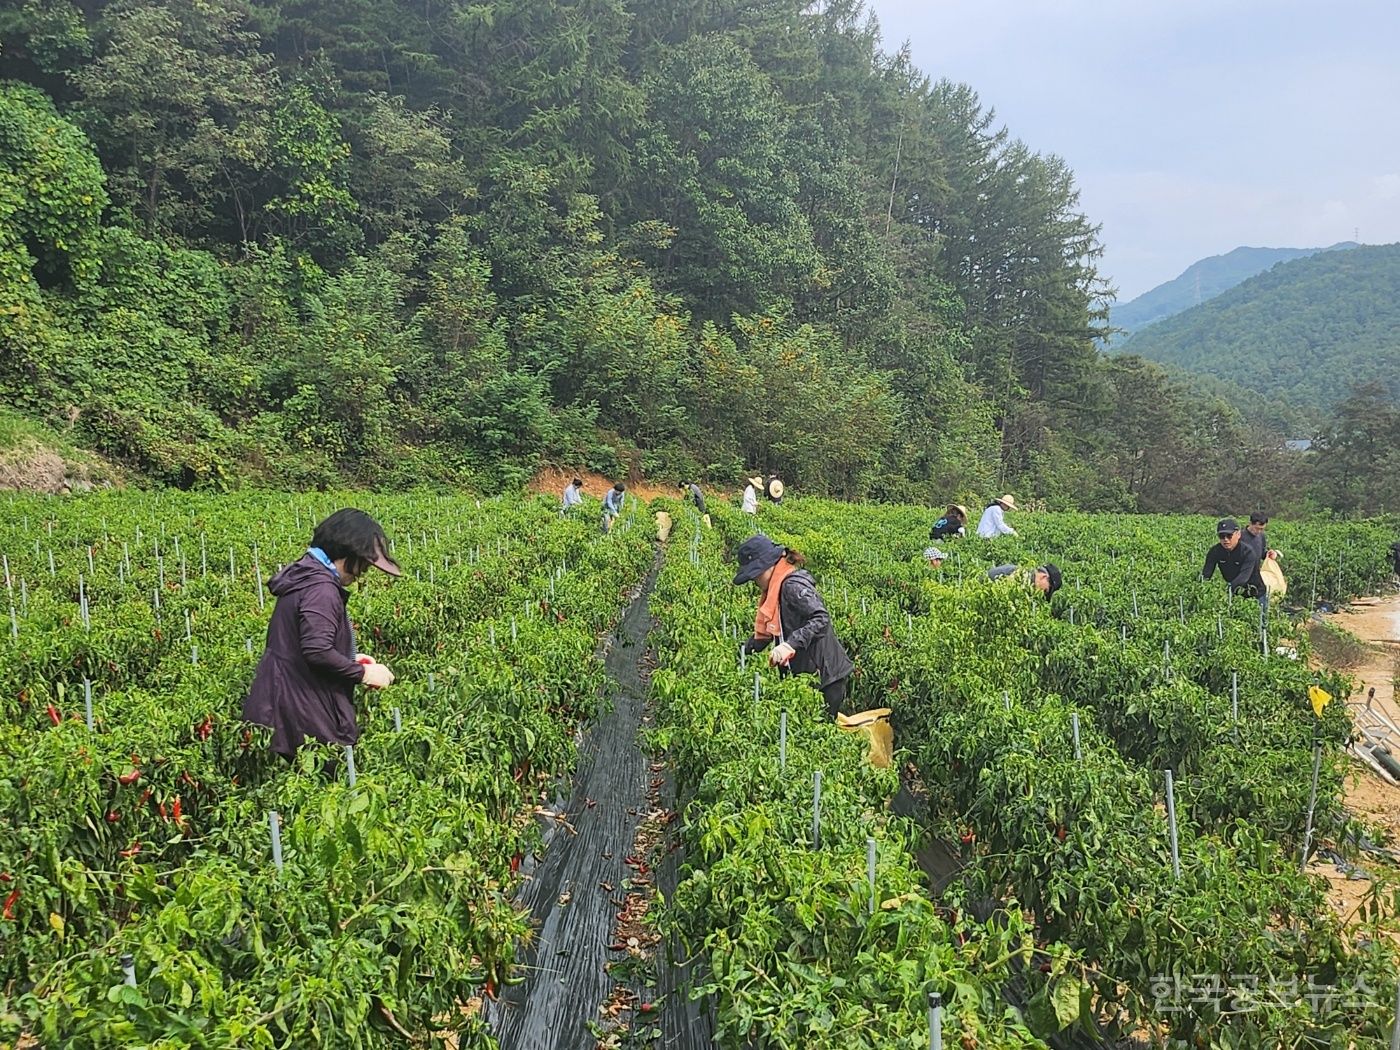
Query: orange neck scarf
753 558 797 641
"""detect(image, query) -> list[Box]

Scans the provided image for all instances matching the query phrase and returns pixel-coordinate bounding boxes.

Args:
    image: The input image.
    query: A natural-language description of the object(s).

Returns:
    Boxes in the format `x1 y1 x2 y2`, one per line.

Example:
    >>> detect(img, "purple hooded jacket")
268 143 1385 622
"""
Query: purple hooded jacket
242 554 366 756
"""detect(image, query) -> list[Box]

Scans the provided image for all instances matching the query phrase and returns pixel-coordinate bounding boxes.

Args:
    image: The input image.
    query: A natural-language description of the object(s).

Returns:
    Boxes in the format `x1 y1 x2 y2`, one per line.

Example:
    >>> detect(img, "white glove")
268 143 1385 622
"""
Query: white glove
769 642 796 667
361 662 394 689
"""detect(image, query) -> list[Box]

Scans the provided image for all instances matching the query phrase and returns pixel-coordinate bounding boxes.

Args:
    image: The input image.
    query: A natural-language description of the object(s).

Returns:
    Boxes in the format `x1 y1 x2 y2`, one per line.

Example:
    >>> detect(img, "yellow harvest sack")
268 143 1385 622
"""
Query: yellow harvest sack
1260 558 1287 596
837 707 894 769
655 511 672 542
702 513 712 529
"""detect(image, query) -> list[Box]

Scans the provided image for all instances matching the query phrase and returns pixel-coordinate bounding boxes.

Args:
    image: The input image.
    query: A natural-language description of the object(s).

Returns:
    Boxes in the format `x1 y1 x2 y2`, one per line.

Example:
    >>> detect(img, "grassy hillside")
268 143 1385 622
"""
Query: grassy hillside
1111 242 1356 335
1116 243 1400 412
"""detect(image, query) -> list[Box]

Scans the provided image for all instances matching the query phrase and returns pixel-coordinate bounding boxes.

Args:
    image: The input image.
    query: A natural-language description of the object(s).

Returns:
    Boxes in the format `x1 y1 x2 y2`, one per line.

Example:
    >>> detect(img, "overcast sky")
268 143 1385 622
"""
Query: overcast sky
868 0 1400 301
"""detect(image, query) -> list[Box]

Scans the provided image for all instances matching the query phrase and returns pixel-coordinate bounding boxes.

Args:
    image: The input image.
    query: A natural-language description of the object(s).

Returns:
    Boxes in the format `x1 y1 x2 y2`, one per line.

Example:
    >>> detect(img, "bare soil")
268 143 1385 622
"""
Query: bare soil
1307 591 1400 939
528 467 678 505
0 438 116 494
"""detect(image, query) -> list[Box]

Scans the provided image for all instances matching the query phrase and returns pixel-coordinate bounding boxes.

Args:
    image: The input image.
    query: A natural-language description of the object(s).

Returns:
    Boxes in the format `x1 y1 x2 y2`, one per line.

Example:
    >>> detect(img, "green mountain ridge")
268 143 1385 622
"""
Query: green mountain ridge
1110 242 1358 335
1117 243 1400 413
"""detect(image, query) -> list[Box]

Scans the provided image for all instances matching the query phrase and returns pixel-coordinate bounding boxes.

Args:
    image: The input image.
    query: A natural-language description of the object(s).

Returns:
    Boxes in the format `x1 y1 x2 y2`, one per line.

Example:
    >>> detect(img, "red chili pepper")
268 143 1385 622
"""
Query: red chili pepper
171 796 182 824
119 840 141 859
484 977 497 1000
1055 825 1067 842
196 715 212 741
156 800 167 822
105 810 121 823
0 872 10 882
2 888 18 920
45 704 60 726
960 828 975 845
118 769 140 786
510 852 522 874
138 788 152 805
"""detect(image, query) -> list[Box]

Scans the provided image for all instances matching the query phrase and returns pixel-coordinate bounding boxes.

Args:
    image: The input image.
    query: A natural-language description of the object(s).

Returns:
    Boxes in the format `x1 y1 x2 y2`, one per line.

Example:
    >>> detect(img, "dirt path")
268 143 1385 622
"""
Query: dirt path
1316 594 1400 841
1305 591 1400 930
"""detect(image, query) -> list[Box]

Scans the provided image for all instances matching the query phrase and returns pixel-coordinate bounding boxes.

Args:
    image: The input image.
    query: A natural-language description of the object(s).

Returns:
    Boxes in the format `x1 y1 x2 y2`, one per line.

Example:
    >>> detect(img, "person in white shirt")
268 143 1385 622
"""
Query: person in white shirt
742 476 760 515
975 494 1018 538
561 477 584 515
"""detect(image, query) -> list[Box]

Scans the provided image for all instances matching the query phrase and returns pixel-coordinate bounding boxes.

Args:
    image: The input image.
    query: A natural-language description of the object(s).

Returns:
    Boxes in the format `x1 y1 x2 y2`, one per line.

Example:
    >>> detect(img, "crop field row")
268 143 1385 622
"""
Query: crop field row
650 498 1399 1047
0 490 1396 1048
0 492 653 1048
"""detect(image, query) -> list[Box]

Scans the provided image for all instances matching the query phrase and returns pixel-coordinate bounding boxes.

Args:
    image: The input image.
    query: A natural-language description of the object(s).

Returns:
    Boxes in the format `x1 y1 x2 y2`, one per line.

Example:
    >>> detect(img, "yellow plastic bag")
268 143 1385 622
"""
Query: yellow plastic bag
1308 685 1333 718
837 707 894 769
1260 558 1287 596
701 513 712 529
655 511 672 542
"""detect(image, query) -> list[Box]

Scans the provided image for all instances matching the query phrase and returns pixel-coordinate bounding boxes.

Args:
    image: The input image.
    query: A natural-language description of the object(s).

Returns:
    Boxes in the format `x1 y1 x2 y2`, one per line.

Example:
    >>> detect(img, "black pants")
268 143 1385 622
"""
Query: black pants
821 678 848 720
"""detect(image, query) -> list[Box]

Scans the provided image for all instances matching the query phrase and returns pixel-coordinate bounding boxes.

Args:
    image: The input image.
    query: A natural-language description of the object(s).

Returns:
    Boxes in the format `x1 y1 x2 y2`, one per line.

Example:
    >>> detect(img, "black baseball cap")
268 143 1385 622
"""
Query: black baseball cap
1040 563 1062 598
1216 518 1240 536
1249 512 1269 525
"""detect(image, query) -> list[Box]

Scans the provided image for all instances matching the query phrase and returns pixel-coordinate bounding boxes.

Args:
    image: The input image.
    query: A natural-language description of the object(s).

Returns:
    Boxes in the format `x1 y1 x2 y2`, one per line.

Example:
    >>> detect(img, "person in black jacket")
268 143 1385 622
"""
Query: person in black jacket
1202 518 1266 606
735 534 853 719
930 504 969 541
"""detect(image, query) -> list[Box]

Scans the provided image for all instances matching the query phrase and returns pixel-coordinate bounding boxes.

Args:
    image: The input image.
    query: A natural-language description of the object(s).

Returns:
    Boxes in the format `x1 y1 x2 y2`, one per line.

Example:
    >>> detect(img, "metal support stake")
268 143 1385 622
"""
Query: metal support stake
928 991 943 1050
779 710 787 773
269 811 284 873
1165 769 1181 881
84 679 93 731
811 771 822 850
345 745 357 787
867 837 877 915
1071 712 1081 760
1300 743 1323 873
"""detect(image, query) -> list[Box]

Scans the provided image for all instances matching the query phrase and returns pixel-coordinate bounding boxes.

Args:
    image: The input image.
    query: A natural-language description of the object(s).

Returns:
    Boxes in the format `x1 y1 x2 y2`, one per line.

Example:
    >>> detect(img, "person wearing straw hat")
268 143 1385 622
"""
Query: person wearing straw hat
930 503 969 541
734 534 853 719
243 509 401 758
976 494 1019 539
742 476 761 515
767 475 785 504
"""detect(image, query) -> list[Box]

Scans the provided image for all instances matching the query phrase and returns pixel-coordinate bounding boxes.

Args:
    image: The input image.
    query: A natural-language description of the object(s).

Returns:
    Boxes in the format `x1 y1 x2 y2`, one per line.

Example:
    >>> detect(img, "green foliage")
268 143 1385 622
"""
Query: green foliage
0 0 1361 511
0 490 655 1046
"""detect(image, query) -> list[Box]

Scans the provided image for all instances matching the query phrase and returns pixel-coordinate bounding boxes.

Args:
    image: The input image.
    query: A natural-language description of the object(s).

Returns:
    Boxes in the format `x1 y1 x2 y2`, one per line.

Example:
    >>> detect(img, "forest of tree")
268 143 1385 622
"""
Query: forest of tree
1108 242 1355 336
0 0 1385 513
1120 244 1400 413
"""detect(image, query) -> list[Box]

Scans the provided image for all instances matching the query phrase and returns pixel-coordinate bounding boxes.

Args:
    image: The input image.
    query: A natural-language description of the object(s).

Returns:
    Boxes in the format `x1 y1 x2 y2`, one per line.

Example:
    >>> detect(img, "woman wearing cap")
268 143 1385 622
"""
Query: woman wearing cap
930 504 969 541
735 534 853 719
742 476 761 515
243 508 400 757
975 494 1019 539
987 562 1062 600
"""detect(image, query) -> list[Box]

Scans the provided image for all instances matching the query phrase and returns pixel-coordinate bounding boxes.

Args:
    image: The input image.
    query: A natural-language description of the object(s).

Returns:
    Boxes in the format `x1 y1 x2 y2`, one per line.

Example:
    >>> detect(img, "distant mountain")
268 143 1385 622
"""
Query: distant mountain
1116 243 1400 413
1111 242 1358 336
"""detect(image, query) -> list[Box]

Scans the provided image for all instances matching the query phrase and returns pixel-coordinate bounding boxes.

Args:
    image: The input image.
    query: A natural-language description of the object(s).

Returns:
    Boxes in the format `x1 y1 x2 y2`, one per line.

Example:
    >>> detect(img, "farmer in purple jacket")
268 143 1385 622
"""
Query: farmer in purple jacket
243 509 401 757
